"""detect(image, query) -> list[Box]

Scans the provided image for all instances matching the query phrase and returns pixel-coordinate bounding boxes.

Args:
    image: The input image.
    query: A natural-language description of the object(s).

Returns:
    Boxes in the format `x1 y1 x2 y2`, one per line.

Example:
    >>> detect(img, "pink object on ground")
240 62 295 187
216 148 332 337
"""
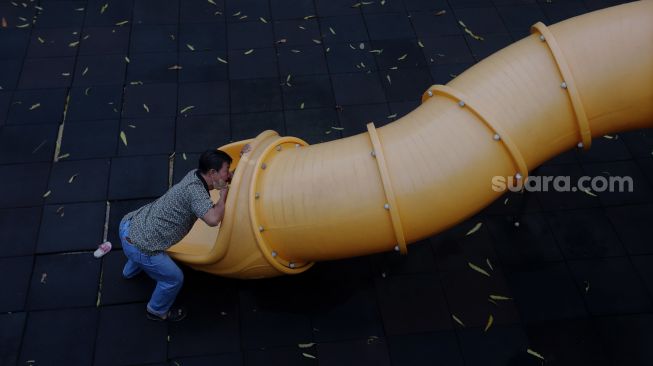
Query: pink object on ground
94 241 112 258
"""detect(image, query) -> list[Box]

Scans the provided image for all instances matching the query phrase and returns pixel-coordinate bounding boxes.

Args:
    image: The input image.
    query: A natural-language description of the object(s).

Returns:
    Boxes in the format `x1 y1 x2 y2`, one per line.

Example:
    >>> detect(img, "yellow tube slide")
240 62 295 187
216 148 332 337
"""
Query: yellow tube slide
168 1 653 279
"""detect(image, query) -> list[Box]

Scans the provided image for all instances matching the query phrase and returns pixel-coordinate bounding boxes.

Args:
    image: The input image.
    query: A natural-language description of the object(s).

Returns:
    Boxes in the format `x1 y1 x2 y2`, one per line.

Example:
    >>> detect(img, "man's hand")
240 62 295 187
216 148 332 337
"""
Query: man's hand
202 186 229 227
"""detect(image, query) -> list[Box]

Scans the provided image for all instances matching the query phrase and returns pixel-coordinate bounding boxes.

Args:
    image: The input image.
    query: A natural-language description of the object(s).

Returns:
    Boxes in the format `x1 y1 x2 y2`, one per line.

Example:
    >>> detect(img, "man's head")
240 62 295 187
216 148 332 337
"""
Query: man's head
198 150 233 189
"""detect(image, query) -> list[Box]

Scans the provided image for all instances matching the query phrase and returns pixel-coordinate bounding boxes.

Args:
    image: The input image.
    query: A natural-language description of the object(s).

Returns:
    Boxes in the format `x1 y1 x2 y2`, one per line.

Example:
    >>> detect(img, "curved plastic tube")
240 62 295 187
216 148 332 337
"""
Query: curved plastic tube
169 1 653 279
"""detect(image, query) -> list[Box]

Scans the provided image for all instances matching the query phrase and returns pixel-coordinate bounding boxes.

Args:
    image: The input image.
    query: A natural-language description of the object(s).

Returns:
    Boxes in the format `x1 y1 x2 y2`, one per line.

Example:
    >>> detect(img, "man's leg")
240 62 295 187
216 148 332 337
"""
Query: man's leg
118 219 143 279
139 252 184 318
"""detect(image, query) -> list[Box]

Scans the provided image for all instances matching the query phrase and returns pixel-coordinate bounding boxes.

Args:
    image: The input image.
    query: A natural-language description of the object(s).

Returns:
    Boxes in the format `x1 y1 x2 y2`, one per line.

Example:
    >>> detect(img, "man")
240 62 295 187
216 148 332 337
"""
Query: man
118 146 248 321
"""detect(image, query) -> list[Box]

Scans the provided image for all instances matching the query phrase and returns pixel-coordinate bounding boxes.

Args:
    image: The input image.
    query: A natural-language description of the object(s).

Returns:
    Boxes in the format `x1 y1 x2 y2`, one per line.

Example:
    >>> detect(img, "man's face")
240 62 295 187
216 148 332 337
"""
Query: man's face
210 162 231 187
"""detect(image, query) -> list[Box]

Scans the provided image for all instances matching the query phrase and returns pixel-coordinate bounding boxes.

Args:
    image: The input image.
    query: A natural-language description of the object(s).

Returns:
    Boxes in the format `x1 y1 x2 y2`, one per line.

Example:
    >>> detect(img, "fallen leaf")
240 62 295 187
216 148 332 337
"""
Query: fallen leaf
584 280 590 293
124 56 130 63
370 49 383 54
37 36 45 43
312 39 321 44
259 17 267 23
418 40 424 48
484 314 494 332
435 9 447 15
329 27 336 35
298 343 315 348
275 39 287 44
82 66 89 76
503 197 509 205
57 153 70 160
303 15 316 20
451 314 465 327
359 42 365 49
29 103 41 110
180 105 195 114
115 20 129 26
386 74 391 84
468 262 491 277
16 23 29 28
244 49 254 55
56 206 65 217
61 72 71 76
302 353 316 359
43 190 51 198
387 113 397 119
186 44 195 51
32 139 47 154
84 87 91 96
217 57 228 64
168 65 183 70
40 273 47 284
486 258 494 271
100 3 108 13
143 104 149 113
603 135 614 139
182 153 187 160
300 102 305 109
128 124 136 128
466 222 482 236
239 15 247 19
120 131 128 146
69 41 79 47
208 0 216 4
459 20 484 41
68 173 79 183
489 294 512 301
233 11 241 16
291 49 301 53
397 53 408 61
331 126 344 130
527 348 545 361
581 188 597 197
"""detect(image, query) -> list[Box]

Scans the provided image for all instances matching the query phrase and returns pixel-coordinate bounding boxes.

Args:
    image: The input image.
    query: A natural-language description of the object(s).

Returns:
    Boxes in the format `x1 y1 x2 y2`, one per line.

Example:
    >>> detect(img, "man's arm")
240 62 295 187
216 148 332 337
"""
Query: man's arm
201 187 228 227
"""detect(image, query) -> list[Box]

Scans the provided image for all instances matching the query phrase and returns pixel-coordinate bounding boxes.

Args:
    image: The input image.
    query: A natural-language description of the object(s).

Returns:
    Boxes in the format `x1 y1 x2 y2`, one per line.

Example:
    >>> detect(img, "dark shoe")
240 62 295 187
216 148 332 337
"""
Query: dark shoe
146 306 187 322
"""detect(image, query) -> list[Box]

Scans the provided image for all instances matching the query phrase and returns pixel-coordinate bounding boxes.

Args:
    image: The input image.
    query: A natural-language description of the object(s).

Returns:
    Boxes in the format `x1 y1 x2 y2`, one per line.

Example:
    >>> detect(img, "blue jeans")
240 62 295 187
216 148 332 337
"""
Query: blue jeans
119 218 184 317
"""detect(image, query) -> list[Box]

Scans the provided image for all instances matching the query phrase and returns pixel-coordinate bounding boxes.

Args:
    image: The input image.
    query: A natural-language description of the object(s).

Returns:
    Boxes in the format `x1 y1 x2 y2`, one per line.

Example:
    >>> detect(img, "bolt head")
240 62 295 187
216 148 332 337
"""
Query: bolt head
371 151 376 157
255 192 260 199
271 251 277 257
261 163 267 169
493 133 501 141
577 142 584 149
514 221 520 227
539 34 545 41
394 245 400 252
289 262 295 268
458 100 465 107
427 90 433 96
258 226 264 232
561 81 567 89
275 145 282 151
295 143 300 148
384 203 390 210
515 173 523 180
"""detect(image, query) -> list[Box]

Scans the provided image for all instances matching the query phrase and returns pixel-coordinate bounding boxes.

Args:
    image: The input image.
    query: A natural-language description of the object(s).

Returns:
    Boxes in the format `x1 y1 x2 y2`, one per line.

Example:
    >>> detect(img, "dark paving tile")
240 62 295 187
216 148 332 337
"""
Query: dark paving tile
457 325 538 366
171 353 243 366
486 214 563 270
360 0 407 13
0 59 23 91
372 39 428 70
284 108 341 144
107 199 154 247
36 201 105 253
317 338 392 366
440 266 519 329
84 0 134 26
320 15 369 44
544 208 624 260
239 281 313 349
568 257 652 316
325 42 377 74
168 272 240 358
430 62 473 84
0 312 26 366
409 10 460 37
597 314 653 366
270 0 315 20
180 23 227 53
524 319 609 366
315 0 361 16
122 83 178 118
27 27 80 58
388 331 464 366
244 346 317 366
228 47 278 79
583 160 653 206
540 0 589 23
46 158 110 203
466 33 513 61
230 78 283 114
636 157 653 188
282 74 334 110
0 256 33 312
505 262 587 323
0 207 41 257
73 54 127 86
482 188 542 216
60 119 119 159
133 0 179 25
130 24 178 53
375 274 451 335
277 45 328 77
430 217 499 271
0 92 10 125
79 26 131 55
632 255 653 299
228 21 274 49
455 7 509 35
388 100 420 118
0 29 30 60
331 73 385 106
542 147 580 166
621 129 653 158
27 252 100 310
173 153 201 184
179 51 229 83
94 303 168 366
109 155 169 200
0 163 51 208
273 19 321 47
19 307 98 366
178 81 229 116
7 88 67 125
337 103 390 137
34 1 85 28
224 0 270 22
0 124 58 164
67 85 123 122
606 204 653 255
371 240 437 276
577 135 632 163
382 67 433 102
231 111 285 140
118 118 175 156
126 53 178 84
496 4 547 34
18 57 75 89
100 249 154 305
365 12 415 41
180 0 224 23
533 163 601 211
176 114 230 152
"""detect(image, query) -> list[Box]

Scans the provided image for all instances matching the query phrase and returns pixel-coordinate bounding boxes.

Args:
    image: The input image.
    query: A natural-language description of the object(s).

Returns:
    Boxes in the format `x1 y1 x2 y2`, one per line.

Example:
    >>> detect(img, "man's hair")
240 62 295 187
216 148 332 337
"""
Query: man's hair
198 150 233 174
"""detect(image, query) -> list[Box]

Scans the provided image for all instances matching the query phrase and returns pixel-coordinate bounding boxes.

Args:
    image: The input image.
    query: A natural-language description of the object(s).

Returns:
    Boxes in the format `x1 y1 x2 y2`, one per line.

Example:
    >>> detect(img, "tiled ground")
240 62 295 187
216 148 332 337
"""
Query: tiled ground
1 0 651 365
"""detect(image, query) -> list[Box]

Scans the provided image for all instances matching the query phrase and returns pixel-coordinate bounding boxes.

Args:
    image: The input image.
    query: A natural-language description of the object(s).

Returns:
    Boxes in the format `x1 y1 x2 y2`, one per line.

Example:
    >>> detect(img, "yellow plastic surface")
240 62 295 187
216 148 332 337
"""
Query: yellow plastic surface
169 1 653 279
